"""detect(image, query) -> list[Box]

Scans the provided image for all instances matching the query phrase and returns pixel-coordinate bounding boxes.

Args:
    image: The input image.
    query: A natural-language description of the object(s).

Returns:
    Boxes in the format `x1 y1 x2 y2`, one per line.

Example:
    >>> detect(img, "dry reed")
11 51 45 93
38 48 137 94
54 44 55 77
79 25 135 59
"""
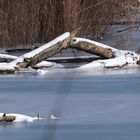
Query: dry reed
0 0 139 48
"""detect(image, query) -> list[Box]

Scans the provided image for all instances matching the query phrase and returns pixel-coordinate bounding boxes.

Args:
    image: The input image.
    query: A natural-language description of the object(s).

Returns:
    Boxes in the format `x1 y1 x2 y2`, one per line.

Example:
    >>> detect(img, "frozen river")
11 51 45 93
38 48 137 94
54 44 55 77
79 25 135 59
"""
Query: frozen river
0 68 140 140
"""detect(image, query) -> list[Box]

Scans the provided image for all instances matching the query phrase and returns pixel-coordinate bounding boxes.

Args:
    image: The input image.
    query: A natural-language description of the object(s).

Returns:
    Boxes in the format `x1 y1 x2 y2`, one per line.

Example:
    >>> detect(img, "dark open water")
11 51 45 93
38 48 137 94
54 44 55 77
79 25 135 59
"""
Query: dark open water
0 68 140 140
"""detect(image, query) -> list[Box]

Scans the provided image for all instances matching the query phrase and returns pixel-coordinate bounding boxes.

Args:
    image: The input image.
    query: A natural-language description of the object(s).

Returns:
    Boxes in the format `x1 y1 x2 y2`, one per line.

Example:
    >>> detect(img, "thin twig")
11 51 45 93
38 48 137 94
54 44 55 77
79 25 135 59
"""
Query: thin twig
116 25 139 33
78 0 108 14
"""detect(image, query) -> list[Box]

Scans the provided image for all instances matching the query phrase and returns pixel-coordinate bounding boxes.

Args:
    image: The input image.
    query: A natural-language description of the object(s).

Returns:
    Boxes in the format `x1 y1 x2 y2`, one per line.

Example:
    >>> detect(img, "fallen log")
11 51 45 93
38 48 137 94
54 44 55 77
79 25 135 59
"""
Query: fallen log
69 41 114 59
0 54 17 60
11 32 73 69
0 31 139 73
0 32 74 73
0 113 16 122
0 54 63 69
71 38 140 69
70 38 121 58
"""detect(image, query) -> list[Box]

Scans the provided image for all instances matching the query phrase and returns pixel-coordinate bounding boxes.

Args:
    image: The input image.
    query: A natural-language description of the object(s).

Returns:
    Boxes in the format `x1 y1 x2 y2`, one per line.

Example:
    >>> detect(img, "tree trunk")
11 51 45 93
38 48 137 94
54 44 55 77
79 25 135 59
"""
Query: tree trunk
69 41 114 59
13 32 74 69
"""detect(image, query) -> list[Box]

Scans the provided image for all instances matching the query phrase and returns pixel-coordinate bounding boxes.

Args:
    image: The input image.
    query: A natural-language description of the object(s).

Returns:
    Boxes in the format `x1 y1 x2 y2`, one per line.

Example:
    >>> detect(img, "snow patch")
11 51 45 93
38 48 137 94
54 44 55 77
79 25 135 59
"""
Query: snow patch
49 114 60 120
0 54 17 60
0 113 42 123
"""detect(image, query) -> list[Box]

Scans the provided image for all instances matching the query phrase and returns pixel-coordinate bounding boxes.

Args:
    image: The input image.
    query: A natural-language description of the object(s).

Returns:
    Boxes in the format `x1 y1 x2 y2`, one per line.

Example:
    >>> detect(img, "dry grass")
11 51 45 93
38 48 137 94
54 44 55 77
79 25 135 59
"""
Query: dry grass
0 0 139 48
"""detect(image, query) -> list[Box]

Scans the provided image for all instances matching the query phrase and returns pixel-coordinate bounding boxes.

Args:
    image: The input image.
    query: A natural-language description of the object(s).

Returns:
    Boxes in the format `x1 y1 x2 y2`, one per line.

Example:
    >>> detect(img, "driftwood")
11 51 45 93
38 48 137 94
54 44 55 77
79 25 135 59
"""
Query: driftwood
0 114 15 122
0 32 74 73
70 38 140 69
16 43 63 68
69 41 114 59
15 33 74 68
0 31 139 73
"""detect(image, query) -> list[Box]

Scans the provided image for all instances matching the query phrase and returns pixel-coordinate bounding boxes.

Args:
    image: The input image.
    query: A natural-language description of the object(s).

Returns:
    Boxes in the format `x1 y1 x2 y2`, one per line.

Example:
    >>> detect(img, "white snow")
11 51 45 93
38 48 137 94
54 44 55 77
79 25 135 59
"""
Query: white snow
78 56 124 69
34 61 64 69
36 69 48 75
75 38 140 70
49 114 60 120
0 54 17 60
0 54 17 71
35 61 54 68
75 38 117 51
0 113 42 123
0 63 15 71
78 53 140 70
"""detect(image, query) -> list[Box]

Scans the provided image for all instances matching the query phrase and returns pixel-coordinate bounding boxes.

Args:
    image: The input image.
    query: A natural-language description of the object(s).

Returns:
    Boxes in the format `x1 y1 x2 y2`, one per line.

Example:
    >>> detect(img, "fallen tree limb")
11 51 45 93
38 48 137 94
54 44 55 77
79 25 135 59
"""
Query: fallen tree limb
0 32 74 73
0 54 63 69
0 31 139 73
116 25 139 33
71 38 140 69
11 32 72 69
69 37 120 58
69 41 114 59
0 54 17 60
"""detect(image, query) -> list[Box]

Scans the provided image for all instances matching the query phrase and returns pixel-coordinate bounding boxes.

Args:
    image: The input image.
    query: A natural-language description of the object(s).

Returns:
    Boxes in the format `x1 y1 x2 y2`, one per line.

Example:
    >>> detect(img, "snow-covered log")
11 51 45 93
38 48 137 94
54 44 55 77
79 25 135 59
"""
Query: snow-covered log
0 113 42 122
0 54 63 69
0 32 72 73
70 38 114 59
72 38 140 69
0 32 139 73
11 32 71 69
0 54 17 60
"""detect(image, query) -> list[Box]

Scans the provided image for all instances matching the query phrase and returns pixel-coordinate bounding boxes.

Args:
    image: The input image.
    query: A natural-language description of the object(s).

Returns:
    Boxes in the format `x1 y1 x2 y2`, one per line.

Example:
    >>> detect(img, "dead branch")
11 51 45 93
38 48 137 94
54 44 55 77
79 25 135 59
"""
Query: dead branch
116 25 139 33
0 31 139 74
69 41 114 59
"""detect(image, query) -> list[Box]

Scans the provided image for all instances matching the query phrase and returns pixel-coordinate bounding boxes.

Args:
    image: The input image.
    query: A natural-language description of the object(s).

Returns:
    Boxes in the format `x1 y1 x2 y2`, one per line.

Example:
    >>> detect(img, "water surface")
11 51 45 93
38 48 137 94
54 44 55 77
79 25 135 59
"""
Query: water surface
0 69 140 140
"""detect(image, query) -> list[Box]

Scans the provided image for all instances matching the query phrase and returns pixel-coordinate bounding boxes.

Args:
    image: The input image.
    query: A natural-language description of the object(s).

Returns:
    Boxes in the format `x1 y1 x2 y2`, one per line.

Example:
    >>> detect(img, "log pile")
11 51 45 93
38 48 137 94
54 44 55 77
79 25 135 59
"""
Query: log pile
0 32 139 74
